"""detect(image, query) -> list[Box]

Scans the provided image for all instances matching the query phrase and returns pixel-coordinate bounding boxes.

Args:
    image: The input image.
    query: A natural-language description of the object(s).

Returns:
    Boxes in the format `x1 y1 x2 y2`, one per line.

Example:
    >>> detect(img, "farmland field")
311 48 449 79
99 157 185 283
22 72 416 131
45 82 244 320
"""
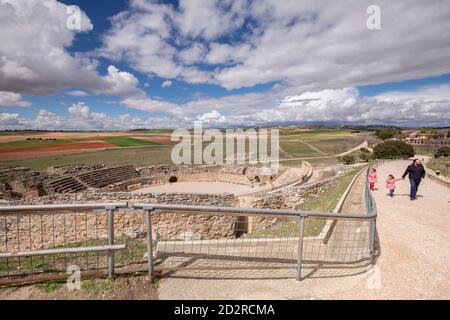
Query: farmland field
0 128 374 170
0 145 173 171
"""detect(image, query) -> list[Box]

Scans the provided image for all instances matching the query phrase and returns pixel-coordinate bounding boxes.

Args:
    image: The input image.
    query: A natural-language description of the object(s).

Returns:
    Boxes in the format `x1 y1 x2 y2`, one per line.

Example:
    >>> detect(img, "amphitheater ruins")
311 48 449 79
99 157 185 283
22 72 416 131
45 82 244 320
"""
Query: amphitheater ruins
0 160 360 249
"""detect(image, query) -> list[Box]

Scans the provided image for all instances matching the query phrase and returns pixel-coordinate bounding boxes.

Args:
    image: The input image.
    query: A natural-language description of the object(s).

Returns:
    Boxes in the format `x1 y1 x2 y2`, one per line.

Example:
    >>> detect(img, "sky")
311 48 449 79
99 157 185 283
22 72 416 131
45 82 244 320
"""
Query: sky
0 0 450 130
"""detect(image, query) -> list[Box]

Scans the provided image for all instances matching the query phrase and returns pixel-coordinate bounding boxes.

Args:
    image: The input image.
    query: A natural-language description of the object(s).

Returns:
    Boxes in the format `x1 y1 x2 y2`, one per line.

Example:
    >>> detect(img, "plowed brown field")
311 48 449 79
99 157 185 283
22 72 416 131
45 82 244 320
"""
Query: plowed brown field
0 141 116 160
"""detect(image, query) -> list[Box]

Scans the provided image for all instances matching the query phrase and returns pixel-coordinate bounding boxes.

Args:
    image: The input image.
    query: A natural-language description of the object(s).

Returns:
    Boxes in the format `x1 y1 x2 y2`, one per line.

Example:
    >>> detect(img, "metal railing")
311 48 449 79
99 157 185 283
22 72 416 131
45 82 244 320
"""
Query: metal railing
0 166 379 284
134 203 377 281
0 203 148 282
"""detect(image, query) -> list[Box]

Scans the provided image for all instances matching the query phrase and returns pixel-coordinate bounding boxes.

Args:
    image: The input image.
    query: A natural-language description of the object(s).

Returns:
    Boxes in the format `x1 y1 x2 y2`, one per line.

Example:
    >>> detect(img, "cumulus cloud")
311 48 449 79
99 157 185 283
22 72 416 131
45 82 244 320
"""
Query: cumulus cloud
161 80 173 88
67 90 90 97
197 110 227 124
98 0 450 93
0 112 21 127
0 91 31 107
0 0 142 98
0 103 158 131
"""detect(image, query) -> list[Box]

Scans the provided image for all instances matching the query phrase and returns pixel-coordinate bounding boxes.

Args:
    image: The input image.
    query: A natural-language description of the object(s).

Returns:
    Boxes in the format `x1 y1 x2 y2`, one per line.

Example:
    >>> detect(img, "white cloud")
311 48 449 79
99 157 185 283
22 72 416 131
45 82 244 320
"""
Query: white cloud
67 90 89 97
0 91 31 107
0 0 142 98
0 112 21 127
197 110 226 124
98 0 450 93
94 66 142 97
161 80 173 88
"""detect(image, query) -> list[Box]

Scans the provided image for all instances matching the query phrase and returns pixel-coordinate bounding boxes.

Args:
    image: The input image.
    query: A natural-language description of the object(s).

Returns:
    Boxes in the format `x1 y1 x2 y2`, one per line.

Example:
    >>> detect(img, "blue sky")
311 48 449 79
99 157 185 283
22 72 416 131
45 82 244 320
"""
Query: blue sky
1 0 450 129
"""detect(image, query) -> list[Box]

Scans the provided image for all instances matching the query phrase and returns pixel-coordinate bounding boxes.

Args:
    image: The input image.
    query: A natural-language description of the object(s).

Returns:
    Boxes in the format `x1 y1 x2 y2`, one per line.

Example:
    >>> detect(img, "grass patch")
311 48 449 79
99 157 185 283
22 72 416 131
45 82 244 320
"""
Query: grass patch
0 237 147 275
412 144 440 156
245 218 327 238
280 141 323 157
427 157 450 177
81 279 117 295
36 282 64 293
307 137 364 155
245 167 362 239
298 167 362 212
98 136 161 147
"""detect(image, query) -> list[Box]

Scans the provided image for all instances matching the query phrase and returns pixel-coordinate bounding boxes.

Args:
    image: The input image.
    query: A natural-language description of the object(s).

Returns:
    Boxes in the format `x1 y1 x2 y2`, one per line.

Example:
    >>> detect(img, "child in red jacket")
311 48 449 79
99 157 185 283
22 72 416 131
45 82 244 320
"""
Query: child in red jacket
368 168 378 190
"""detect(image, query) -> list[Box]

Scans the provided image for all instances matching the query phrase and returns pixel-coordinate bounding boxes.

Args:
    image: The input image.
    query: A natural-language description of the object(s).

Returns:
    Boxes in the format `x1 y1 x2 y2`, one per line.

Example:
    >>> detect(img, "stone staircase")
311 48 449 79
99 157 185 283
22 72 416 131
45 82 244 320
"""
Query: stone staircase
45 176 87 194
45 165 139 193
77 165 139 188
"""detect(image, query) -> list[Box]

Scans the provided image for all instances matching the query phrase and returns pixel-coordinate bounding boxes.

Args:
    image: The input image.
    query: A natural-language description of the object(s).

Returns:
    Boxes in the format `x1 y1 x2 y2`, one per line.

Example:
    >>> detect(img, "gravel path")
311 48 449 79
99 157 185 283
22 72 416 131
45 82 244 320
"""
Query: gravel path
157 160 450 299
332 160 450 299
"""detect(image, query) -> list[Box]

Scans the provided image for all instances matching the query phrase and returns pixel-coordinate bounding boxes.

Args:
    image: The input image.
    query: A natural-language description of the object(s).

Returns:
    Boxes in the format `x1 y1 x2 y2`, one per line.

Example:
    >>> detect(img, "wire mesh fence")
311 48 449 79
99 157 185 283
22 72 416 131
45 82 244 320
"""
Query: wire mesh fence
0 164 378 284
0 204 149 280
139 204 377 281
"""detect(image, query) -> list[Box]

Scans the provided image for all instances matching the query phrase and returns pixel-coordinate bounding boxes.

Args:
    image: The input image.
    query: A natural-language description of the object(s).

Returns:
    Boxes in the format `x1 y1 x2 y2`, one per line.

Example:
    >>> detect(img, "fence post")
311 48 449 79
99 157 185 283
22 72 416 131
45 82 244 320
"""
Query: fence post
145 209 154 281
296 216 305 281
370 218 377 263
107 208 115 278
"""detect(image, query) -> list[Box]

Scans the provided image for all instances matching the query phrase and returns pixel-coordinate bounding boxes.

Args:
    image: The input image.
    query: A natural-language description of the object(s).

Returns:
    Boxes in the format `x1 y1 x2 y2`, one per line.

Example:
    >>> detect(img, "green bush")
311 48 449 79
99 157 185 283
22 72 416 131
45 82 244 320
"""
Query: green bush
435 145 450 157
375 129 395 140
339 155 356 164
360 147 370 153
373 140 415 159
359 151 371 162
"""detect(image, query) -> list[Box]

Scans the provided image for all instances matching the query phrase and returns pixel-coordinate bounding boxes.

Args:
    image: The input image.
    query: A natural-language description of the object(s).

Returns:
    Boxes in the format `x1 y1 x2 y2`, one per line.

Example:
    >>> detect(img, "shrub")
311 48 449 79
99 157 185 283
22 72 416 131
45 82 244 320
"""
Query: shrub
373 140 415 159
360 147 370 153
435 145 450 158
339 155 356 164
375 129 395 140
359 151 371 162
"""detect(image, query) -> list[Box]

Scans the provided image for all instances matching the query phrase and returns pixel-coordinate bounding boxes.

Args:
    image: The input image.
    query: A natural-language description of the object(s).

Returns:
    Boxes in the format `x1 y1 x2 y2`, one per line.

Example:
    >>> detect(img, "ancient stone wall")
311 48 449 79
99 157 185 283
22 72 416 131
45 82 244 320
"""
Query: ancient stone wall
0 191 238 250
47 164 106 175
0 167 47 197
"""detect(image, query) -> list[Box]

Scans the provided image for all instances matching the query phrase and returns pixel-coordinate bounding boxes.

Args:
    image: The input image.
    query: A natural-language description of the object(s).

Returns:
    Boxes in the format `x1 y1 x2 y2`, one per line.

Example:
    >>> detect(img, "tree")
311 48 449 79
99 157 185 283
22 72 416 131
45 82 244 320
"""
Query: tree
373 140 415 159
360 147 370 153
375 129 395 140
339 155 356 164
435 145 450 158
359 151 371 162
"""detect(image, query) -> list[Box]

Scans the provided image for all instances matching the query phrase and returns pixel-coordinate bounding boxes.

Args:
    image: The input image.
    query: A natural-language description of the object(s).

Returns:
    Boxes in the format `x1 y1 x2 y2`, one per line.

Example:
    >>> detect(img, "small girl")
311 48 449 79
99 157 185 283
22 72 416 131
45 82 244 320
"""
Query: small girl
385 174 402 197
368 168 378 190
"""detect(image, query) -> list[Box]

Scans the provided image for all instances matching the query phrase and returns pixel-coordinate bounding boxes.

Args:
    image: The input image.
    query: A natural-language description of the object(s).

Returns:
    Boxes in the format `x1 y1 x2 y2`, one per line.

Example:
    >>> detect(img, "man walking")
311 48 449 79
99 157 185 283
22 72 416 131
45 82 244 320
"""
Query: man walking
402 159 426 200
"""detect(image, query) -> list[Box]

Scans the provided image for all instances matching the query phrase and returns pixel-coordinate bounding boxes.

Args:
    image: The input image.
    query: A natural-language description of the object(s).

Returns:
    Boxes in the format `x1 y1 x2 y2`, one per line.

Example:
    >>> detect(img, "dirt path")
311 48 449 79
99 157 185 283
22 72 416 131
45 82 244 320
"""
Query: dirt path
327 160 450 299
260 141 369 163
157 161 450 299
156 170 372 300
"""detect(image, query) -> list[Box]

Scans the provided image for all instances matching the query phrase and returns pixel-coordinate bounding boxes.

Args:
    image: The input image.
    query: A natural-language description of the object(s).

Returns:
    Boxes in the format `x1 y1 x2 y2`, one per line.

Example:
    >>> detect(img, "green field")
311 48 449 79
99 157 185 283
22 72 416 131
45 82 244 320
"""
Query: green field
279 129 358 139
98 136 160 147
280 136 365 158
0 136 160 150
0 146 173 171
280 141 324 158
307 137 364 155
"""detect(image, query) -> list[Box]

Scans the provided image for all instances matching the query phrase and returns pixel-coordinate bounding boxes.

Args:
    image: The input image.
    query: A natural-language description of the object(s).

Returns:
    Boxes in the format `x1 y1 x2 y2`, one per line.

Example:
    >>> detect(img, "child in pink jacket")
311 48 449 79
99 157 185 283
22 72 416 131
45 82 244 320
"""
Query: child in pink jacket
368 168 378 190
385 174 402 197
